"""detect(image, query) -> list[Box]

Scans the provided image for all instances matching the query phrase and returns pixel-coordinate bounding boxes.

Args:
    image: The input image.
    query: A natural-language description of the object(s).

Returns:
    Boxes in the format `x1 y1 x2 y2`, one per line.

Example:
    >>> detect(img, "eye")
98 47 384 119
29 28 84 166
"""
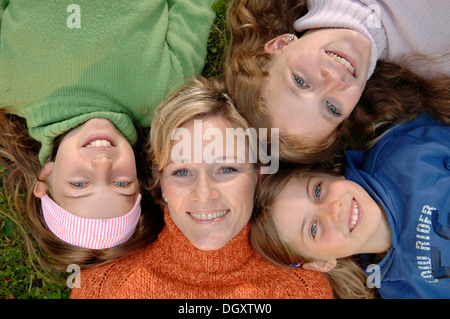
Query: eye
327 102 341 116
314 183 322 200
310 221 318 239
220 167 237 174
114 181 130 187
173 169 190 177
71 182 88 188
293 75 308 88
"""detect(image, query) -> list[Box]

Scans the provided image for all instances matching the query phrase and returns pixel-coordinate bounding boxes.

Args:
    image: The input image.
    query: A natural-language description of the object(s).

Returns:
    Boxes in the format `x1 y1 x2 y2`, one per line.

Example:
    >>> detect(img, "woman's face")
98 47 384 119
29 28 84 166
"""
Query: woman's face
160 115 258 250
263 28 372 144
35 118 139 218
272 172 388 262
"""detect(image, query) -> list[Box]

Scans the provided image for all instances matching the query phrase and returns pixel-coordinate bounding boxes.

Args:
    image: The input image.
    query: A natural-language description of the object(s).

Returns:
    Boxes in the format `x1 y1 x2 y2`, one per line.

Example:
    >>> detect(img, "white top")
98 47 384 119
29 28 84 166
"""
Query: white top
294 0 450 79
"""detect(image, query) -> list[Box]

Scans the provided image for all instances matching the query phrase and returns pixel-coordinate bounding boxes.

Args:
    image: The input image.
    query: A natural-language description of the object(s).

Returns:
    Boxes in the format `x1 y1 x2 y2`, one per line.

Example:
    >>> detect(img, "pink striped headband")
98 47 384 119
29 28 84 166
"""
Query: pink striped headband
41 193 141 249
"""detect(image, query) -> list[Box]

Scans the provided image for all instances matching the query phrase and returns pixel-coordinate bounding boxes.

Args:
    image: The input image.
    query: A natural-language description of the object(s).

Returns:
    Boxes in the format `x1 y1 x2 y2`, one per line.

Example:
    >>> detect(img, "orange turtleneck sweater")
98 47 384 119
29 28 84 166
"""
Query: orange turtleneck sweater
70 209 333 299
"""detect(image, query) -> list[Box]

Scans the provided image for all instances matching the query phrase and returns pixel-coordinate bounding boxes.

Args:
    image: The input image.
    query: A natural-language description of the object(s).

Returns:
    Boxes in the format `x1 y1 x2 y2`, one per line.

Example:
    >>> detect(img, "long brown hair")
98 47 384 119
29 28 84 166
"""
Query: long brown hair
250 164 377 299
224 0 450 164
0 110 164 274
342 59 450 148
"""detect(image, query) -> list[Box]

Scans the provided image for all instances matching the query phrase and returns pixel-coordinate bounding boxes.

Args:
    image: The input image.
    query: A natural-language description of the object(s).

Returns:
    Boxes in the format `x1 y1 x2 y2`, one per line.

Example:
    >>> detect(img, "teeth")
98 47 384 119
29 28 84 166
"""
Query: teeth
349 200 359 231
85 139 111 147
190 210 229 221
327 52 355 76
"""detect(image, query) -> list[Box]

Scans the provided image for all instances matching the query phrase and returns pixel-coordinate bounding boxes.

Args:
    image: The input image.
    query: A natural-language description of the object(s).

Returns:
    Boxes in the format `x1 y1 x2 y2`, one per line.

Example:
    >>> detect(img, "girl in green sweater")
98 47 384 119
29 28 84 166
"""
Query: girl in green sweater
0 0 215 270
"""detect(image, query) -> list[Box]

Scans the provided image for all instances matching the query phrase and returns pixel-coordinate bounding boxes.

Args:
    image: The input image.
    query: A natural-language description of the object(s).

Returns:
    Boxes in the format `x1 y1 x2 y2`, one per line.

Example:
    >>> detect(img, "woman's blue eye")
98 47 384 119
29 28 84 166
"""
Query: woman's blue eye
311 221 317 238
220 167 237 174
293 76 307 88
114 181 129 187
174 169 189 177
314 183 321 199
327 102 341 116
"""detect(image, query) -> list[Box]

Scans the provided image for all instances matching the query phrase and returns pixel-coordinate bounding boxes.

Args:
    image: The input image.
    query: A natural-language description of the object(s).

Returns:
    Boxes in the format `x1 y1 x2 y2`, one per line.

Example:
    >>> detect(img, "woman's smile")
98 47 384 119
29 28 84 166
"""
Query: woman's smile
188 209 230 222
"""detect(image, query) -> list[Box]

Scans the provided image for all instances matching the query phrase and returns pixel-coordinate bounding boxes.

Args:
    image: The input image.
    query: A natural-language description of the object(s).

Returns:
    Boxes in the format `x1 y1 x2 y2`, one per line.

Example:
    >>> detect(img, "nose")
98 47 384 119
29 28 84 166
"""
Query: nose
323 199 342 223
190 172 219 202
91 155 113 175
320 67 345 91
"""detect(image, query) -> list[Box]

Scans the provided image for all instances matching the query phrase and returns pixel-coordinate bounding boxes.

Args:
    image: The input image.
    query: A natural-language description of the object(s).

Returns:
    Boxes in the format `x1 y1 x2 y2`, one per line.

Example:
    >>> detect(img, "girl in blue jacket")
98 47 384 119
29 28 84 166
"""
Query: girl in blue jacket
251 114 450 298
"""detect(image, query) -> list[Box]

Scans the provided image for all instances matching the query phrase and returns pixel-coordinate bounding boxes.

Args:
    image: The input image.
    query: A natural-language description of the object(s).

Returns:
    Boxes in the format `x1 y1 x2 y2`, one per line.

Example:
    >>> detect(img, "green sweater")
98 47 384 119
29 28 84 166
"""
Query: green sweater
0 0 215 163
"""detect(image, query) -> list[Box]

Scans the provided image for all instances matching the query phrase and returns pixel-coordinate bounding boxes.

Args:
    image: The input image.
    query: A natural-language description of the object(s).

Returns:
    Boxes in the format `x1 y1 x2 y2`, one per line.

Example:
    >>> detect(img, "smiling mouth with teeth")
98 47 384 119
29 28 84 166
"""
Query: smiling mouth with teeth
84 139 113 148
349 199 359 231
326 51 355 76
189 209 229 221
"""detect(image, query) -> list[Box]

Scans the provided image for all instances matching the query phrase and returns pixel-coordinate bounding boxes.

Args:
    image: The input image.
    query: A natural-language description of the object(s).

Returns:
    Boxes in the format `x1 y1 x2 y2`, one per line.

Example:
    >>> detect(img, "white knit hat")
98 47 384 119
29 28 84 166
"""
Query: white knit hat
293 0 387 79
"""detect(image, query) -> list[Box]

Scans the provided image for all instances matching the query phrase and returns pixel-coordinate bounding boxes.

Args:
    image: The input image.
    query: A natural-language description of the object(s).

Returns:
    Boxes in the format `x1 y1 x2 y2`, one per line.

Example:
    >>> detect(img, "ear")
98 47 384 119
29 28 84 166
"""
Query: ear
264 34 295 55
302 259 337 273
33 162 53 198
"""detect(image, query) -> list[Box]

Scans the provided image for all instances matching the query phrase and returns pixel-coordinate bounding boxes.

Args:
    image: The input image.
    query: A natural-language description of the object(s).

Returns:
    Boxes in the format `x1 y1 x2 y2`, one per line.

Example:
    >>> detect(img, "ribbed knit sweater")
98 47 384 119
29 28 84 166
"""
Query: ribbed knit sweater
70 209 334 299
294 0 450 79
0 0 215 163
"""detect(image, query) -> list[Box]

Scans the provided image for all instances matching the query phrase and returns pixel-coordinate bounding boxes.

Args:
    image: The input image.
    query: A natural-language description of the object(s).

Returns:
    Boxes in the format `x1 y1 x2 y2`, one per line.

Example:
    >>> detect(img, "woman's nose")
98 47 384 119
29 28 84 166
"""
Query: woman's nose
190 173 219 201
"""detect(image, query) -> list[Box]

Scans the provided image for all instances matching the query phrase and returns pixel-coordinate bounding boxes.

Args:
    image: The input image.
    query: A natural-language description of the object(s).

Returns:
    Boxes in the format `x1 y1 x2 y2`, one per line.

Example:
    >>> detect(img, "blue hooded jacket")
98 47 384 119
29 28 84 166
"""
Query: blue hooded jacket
345 114 450 298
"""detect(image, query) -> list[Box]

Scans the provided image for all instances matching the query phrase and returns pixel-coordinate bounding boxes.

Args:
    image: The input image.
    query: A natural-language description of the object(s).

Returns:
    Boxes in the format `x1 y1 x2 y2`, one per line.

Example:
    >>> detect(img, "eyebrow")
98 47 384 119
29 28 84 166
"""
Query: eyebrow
167 155 244 165
63 185 137 199
63 192 137 201
300 214 308 245
301 176 314 243
167 156 191 164
62 191 93 199
306 175 312 199
221 156 246 164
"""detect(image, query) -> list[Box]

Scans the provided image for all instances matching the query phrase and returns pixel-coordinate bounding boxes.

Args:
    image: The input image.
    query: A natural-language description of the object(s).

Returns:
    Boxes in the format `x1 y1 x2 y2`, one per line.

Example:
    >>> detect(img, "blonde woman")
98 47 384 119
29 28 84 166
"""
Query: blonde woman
70 77 334 299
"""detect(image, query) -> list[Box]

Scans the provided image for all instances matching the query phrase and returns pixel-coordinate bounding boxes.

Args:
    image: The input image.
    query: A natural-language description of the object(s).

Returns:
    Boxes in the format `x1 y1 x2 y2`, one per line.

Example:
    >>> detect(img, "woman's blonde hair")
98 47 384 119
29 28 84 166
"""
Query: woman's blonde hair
0 110 164 274
148 77 255 207
224 0 450 164
250 164 377 299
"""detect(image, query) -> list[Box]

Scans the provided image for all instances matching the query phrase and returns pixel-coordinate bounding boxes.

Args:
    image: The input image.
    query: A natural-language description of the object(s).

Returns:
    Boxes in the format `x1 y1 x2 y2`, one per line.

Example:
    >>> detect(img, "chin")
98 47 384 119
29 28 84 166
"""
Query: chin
191 238 229 251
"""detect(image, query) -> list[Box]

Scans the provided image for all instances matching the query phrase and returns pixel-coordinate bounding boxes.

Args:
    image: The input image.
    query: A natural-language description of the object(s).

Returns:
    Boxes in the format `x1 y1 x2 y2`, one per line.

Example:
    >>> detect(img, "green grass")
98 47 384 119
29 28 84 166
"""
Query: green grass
202 0 229 79
0 191 71 299
0 1 229 299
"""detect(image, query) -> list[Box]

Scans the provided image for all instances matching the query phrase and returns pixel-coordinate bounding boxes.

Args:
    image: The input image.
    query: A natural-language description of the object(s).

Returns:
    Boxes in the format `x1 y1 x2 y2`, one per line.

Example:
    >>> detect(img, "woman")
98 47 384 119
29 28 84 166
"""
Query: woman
70 77 333 299
224 0 450 163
